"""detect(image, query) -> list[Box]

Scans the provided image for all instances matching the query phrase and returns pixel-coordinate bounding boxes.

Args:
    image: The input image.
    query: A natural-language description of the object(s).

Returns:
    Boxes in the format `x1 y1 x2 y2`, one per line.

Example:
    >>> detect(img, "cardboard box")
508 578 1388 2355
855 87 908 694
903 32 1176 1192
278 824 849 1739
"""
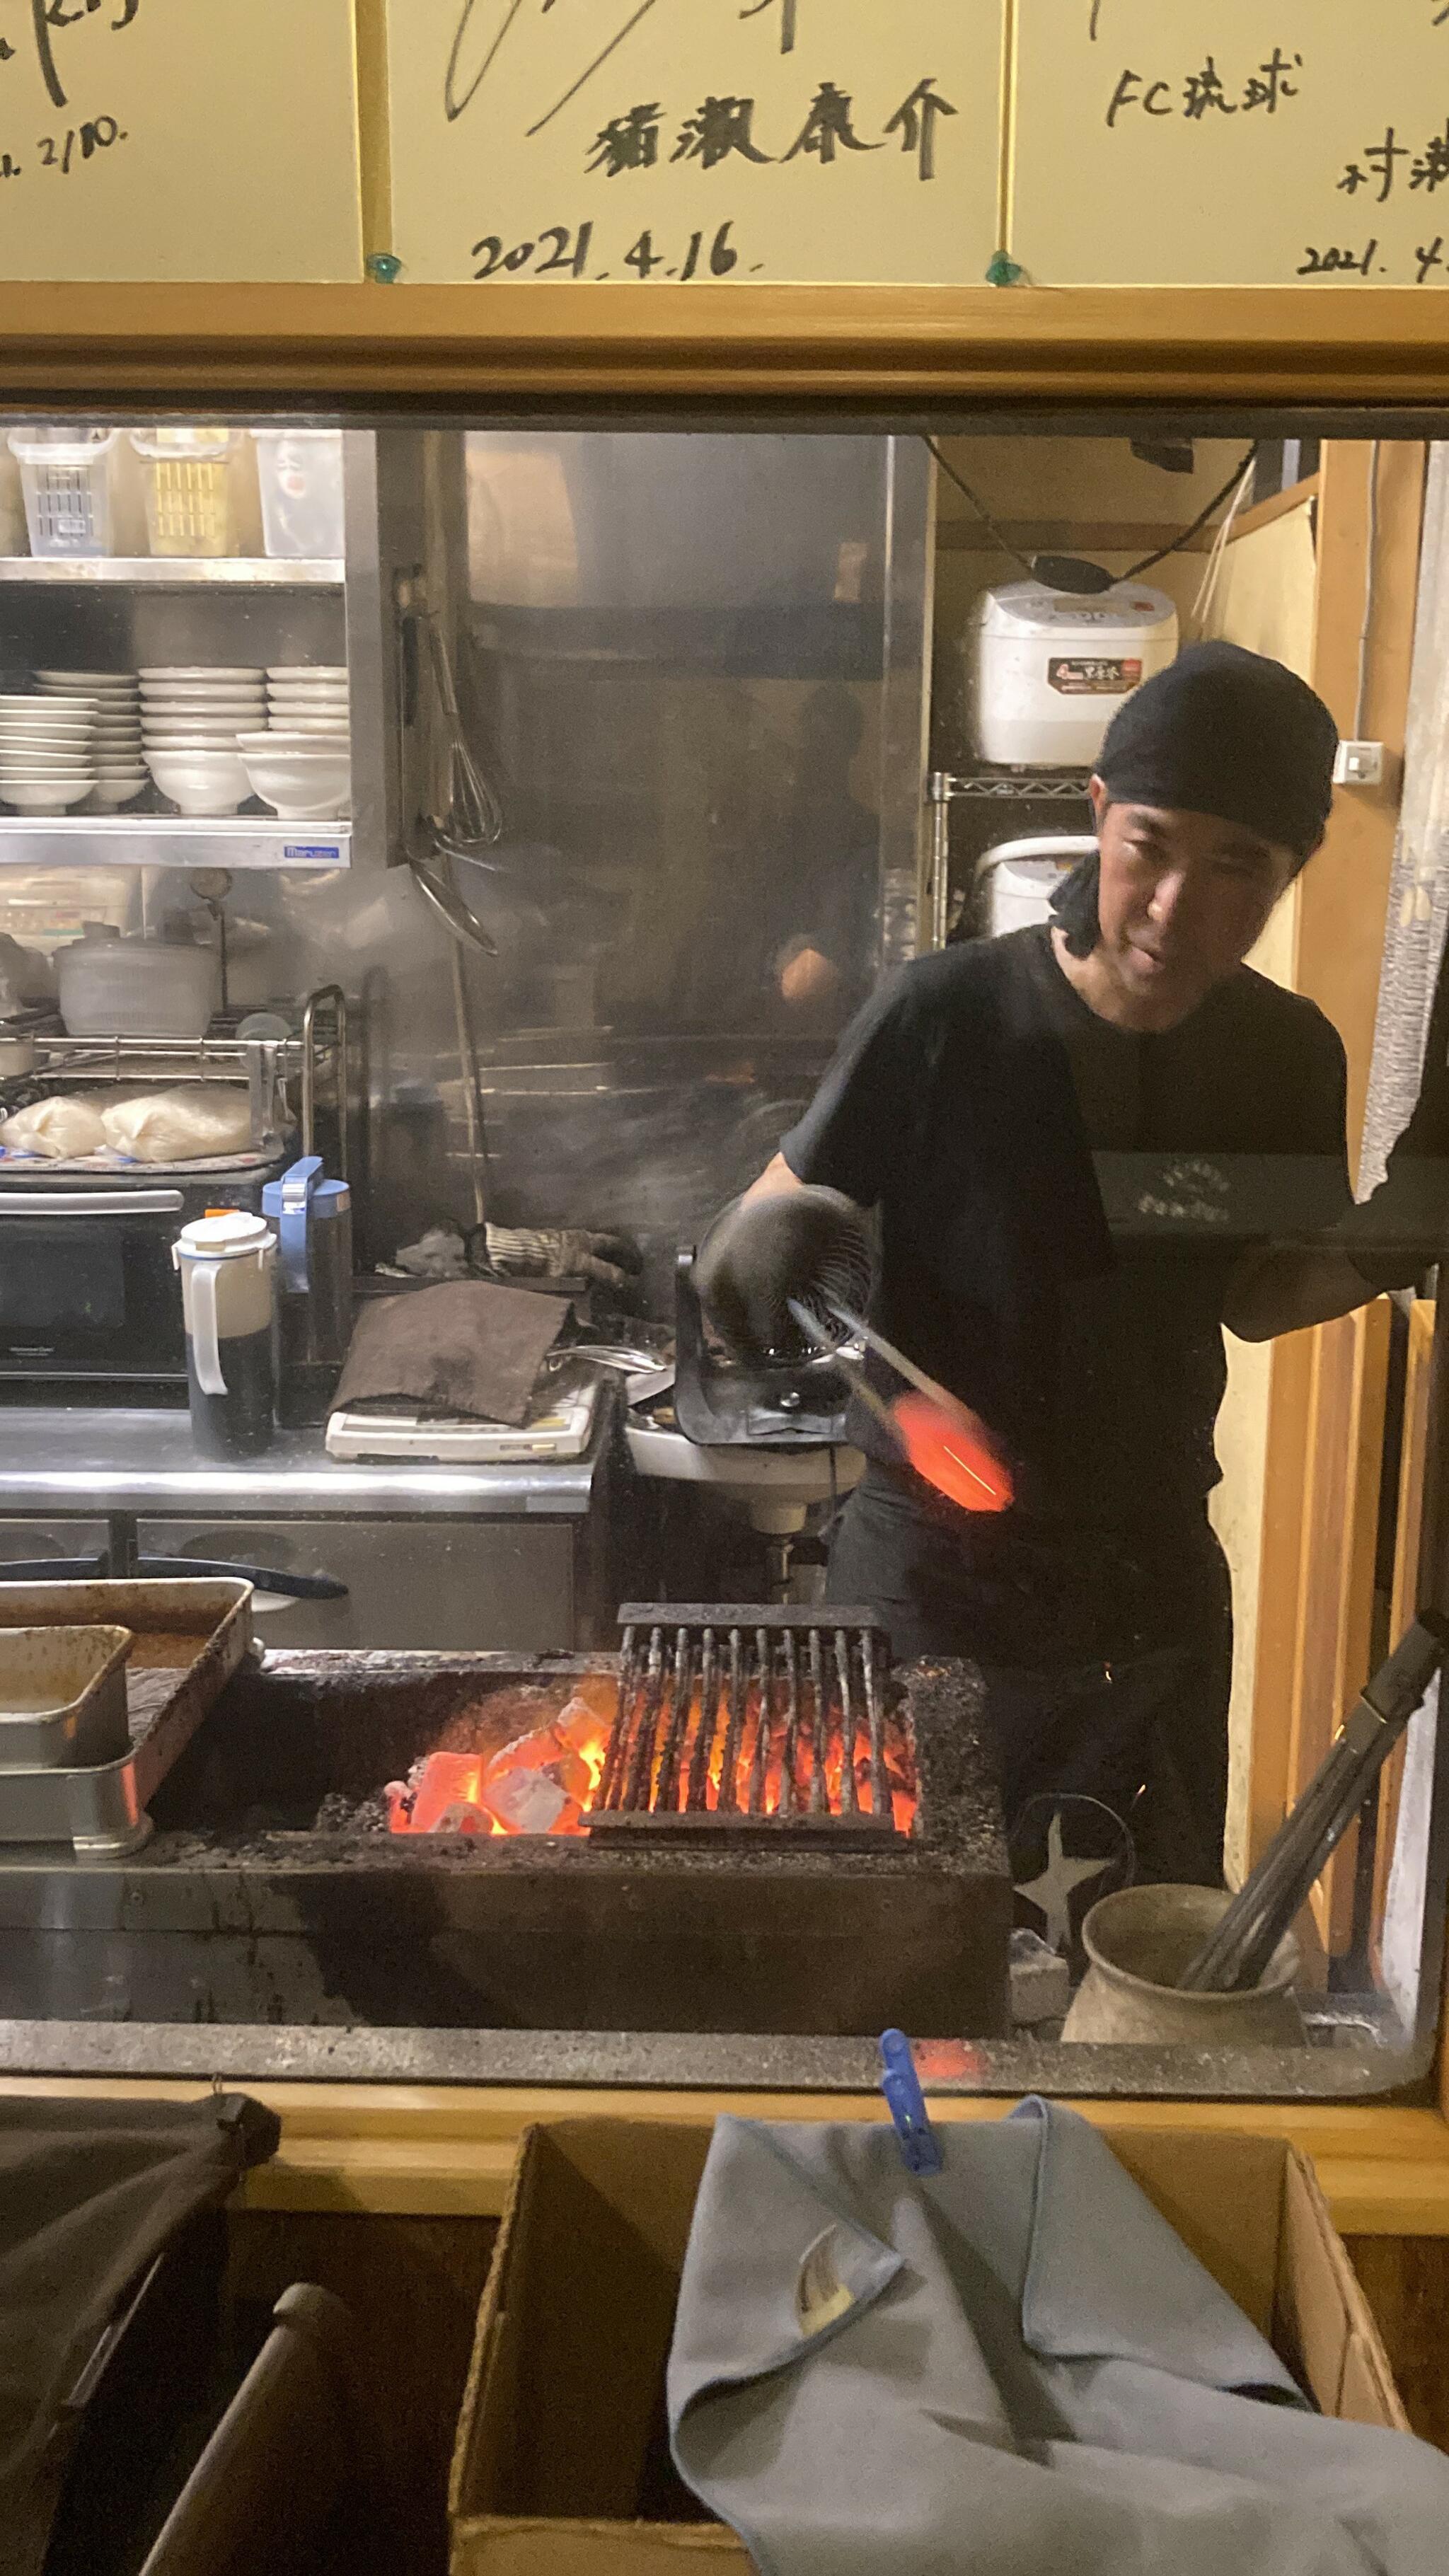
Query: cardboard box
449 2118 1408 2575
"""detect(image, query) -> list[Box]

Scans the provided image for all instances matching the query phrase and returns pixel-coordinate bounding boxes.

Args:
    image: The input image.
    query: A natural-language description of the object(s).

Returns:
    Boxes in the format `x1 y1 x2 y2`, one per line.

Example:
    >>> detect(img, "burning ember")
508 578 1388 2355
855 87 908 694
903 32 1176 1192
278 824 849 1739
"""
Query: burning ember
890 1390 1013 1515
386 1691 611 1838
385 1663 918 1841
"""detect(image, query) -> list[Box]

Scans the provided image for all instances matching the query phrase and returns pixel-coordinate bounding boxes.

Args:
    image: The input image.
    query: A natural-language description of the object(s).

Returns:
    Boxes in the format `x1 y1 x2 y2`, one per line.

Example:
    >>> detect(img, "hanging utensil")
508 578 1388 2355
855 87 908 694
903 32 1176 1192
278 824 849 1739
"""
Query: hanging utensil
1178 1613 1449 1996
396 572 503 958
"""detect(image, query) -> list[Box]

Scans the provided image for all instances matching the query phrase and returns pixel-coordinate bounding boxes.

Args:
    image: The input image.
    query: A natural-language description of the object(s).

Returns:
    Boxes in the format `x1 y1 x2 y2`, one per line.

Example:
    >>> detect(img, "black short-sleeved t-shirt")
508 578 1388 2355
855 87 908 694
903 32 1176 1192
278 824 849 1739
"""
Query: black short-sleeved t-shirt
780 925 1351 1530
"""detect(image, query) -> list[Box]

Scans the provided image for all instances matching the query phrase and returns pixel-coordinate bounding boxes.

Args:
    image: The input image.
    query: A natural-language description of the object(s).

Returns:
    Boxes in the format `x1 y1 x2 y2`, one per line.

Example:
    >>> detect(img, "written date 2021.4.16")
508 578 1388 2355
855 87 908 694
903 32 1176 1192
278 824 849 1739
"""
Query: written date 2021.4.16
471 218 757 280
1298 236 1449 281
0 110 126 183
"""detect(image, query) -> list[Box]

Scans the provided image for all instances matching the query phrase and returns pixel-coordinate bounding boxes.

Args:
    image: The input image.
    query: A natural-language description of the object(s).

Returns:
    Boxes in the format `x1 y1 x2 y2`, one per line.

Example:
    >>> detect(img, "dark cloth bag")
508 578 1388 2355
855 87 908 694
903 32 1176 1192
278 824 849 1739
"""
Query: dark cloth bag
335 1281 570 1426
0 2091 279 2576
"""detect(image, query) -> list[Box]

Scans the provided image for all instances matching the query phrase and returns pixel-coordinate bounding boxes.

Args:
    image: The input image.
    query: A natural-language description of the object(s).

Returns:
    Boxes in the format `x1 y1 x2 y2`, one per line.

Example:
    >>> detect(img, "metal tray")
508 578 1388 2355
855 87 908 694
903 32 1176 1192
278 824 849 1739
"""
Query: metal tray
0 1581 254 1859
0 1622 132 1771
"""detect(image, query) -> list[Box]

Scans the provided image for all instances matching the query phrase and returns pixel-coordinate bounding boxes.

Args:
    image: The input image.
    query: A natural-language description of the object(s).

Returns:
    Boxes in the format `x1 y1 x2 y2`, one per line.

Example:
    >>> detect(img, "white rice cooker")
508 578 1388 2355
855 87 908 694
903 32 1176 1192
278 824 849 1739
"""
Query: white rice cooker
966 580 1179 768
981 835 1097 938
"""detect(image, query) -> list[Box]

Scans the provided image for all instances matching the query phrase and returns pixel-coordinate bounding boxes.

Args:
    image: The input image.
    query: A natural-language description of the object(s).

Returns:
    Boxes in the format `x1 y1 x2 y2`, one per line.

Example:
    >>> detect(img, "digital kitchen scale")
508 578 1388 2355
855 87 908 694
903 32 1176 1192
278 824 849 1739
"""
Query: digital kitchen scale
324 1380 601 1465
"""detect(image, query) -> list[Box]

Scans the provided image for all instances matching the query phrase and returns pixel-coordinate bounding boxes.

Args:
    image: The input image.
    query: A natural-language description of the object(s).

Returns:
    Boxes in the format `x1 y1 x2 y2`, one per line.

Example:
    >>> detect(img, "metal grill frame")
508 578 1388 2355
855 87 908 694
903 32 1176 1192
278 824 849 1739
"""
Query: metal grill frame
593 1604 899 1837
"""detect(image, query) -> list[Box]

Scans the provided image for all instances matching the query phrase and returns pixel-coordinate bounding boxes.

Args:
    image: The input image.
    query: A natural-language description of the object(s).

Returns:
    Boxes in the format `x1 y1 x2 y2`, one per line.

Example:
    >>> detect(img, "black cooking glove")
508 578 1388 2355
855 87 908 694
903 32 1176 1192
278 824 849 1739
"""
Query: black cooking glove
693 1184 866 1356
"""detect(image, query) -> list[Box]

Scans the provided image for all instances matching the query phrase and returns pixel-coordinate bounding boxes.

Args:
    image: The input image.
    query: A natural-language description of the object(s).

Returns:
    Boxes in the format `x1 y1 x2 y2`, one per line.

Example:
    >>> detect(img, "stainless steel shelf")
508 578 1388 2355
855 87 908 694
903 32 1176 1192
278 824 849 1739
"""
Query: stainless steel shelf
0 817 351 870
932 768 1094 804
0 557 343 588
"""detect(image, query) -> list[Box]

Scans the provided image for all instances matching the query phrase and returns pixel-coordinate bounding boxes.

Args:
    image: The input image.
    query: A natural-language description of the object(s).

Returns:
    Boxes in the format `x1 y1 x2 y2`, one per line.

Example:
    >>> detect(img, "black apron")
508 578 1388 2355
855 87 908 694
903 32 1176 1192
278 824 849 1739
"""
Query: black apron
826 1463 1232 1888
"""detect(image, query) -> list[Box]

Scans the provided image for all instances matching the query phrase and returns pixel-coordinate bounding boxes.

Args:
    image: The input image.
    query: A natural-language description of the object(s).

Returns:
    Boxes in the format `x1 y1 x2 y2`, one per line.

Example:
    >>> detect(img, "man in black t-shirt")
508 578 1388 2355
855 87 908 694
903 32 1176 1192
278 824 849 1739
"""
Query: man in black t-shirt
697 645 1350 1888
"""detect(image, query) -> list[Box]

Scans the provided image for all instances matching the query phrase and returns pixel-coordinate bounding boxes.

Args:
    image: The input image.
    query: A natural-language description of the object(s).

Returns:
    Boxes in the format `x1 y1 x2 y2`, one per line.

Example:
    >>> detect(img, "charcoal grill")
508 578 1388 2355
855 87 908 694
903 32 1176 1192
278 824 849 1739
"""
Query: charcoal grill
0 1612 1012 2039
594 1606 896 1839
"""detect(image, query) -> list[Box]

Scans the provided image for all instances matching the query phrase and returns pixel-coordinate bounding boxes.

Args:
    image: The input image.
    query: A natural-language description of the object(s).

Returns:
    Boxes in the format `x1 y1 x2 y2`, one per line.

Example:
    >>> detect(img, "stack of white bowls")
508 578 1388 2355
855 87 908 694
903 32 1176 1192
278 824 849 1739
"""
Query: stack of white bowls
139 665 265 817
238 664 350 821
35 670 144 810
0 688 97 812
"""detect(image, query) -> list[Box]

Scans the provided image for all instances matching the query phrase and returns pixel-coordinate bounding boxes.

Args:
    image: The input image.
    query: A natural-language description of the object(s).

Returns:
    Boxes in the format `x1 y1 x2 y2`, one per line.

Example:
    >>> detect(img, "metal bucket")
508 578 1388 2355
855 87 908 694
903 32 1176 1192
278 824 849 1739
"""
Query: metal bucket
1063 1883 1306 2047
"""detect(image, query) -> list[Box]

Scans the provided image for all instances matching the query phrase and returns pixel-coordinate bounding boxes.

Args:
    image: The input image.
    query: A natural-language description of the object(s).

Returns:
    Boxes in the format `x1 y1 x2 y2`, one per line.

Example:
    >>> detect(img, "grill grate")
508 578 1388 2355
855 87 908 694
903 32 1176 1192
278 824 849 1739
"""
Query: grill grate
592 1605 901 1835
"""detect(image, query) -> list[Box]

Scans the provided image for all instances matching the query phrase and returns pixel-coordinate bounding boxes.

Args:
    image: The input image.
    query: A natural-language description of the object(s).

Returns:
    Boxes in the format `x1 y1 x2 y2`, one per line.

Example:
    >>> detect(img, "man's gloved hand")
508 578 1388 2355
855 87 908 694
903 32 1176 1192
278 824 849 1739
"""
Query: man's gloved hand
693 1185 867 1356
475 1223 642 1293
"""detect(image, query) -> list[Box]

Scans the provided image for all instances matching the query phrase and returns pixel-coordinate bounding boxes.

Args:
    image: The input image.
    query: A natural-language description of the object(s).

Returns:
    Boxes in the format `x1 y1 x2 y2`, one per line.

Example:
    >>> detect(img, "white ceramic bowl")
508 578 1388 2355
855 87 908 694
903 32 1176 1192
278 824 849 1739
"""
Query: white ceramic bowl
39 682 134 699
140 676 263 692
89 779 147 809
0 716 94 737
1 778 95 810
0 727 94 749
0 752 98 773
0 691 96 710
236 733 350 819
141 689 264 710
267 665 347 682
139 666 264 683
144 749 250 816
36 669 137 685
264 717 351 738
143 727 248 746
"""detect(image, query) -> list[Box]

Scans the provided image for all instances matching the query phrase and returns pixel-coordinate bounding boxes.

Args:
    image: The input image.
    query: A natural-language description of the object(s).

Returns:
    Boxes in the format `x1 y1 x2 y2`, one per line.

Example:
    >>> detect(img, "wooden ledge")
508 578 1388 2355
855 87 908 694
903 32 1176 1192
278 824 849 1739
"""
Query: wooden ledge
4 2074 1449 2227
0 283 1446 409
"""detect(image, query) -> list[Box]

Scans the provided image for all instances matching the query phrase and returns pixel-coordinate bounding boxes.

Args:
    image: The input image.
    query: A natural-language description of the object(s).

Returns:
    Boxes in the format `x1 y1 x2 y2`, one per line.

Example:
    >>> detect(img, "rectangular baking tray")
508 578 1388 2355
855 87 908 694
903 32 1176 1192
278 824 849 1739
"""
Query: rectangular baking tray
0 1581 254 1859
0 1622 132 1772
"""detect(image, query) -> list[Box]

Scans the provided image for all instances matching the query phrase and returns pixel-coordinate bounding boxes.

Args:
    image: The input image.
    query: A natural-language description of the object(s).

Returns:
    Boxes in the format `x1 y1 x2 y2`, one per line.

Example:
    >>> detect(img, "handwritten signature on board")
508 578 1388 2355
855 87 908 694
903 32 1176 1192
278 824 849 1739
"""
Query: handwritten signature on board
446 0 803 136
6 1 142 115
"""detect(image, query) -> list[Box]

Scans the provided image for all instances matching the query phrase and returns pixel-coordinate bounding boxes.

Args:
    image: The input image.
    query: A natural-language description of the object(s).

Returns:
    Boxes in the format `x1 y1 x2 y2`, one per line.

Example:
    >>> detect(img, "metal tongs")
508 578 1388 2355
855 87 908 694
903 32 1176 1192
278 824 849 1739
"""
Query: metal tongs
788 1295 1012 1513
1179 1612 1449 1994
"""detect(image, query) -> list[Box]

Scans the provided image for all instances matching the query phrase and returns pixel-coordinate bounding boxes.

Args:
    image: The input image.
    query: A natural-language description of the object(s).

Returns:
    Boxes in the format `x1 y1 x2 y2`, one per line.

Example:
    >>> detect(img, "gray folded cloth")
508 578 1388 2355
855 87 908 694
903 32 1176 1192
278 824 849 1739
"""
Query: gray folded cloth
334 1281 570 1426
669 2099 1449 2576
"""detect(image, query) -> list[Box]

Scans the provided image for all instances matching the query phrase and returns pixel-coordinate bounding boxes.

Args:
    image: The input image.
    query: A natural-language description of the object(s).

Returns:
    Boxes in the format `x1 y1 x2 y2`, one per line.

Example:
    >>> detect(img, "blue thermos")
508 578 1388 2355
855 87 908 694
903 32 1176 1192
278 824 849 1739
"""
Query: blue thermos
261 1156 353 1426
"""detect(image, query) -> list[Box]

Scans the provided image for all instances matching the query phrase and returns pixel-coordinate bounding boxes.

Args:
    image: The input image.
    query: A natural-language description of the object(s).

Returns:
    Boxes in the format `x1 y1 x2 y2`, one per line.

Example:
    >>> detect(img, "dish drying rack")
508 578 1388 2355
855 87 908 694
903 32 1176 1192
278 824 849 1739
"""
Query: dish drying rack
0 982 349 1172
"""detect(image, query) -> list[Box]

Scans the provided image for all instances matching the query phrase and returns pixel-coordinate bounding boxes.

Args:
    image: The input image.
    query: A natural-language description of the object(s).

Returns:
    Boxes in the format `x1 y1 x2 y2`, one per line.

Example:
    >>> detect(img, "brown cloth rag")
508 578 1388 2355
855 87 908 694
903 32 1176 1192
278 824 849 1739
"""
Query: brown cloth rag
335 1280 571 1426
0 2091 279 2576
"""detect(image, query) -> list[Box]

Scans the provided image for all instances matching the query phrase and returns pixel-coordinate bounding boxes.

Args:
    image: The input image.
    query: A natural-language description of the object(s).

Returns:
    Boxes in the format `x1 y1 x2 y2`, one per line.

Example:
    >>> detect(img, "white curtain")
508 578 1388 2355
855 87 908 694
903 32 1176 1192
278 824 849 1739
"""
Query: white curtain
1361 445 1449 1191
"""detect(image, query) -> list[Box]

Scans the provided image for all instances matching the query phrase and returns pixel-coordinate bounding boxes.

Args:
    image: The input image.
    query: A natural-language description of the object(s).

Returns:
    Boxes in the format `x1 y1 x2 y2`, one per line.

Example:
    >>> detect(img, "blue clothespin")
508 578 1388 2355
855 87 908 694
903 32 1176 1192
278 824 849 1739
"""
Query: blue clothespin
878 2028 943 2176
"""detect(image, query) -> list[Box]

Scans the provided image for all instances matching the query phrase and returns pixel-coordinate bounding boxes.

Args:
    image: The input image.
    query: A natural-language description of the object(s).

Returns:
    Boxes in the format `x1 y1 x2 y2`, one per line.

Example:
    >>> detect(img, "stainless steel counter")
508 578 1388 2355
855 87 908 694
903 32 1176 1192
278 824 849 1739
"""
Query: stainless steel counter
0 1403 609 1520
0 1394 633 1651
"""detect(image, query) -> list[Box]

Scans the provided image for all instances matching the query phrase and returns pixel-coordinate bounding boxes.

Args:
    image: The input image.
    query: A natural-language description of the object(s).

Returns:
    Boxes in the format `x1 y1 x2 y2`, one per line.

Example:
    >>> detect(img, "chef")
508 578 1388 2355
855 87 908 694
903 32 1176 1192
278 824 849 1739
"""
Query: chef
696 644 1348 1887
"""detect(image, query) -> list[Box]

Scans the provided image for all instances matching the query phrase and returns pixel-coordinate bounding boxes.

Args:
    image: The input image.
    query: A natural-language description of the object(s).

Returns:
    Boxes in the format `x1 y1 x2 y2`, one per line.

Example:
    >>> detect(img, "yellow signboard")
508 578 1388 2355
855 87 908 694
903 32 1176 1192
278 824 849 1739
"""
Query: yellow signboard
1012 0 1449 287
0 0 362 281
379 0 1003 285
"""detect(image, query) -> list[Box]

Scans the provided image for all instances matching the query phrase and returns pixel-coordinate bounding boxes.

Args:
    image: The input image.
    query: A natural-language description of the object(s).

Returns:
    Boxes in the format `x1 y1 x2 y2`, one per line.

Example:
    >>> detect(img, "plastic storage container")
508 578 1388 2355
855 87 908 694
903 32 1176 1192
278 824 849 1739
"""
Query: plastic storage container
253 429 346 559
130 427 241 558
966 580 1179 768
8 428 122 558
57 926 219 1039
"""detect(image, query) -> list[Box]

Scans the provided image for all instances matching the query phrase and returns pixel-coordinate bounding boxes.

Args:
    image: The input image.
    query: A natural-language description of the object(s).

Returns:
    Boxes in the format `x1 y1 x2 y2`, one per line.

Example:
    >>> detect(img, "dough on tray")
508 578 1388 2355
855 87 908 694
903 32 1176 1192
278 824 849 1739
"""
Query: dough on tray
100 1085 253 1163
0 1093 109 1158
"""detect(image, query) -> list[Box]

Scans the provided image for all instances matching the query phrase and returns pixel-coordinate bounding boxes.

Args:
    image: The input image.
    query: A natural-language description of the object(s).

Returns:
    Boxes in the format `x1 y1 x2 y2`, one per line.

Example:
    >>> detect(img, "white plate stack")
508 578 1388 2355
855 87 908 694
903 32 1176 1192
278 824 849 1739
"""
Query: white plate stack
139 665 265 817
0 686 98 812
237 664 351 820
35 669 144 810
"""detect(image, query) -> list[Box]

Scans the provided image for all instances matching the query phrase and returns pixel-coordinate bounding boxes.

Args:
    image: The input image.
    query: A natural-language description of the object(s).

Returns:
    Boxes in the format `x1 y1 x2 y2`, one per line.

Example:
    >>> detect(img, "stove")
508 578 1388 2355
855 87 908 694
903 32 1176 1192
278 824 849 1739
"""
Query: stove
0 1610 1012 2038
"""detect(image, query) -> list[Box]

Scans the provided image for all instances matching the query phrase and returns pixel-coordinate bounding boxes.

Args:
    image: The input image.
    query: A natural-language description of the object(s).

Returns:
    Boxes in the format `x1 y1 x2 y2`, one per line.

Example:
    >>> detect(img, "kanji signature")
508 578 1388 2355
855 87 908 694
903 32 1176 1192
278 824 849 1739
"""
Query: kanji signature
445 0 803 137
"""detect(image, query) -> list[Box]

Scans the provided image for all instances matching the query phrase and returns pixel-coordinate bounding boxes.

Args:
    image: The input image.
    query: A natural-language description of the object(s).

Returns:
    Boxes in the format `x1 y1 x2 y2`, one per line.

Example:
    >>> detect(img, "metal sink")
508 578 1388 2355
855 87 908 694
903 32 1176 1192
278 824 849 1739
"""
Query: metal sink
625 1414 864 1509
